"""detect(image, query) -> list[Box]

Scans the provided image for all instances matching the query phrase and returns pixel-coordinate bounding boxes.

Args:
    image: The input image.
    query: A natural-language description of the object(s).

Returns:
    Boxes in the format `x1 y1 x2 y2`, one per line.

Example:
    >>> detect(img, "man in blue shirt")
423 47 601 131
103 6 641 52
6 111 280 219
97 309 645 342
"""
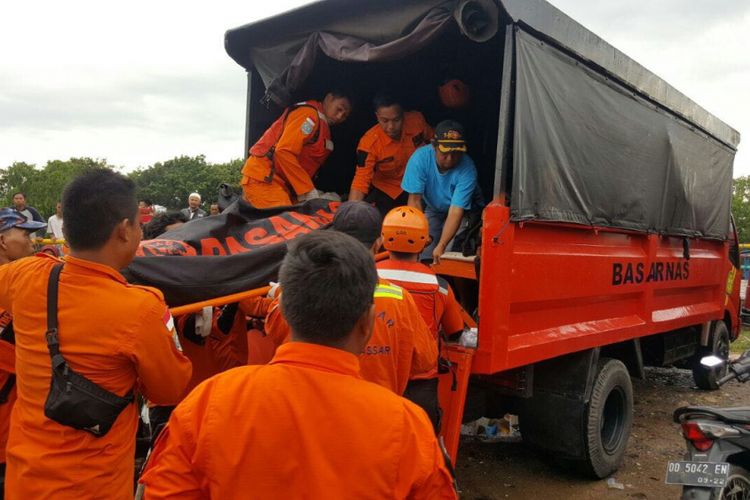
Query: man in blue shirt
401 120 480 262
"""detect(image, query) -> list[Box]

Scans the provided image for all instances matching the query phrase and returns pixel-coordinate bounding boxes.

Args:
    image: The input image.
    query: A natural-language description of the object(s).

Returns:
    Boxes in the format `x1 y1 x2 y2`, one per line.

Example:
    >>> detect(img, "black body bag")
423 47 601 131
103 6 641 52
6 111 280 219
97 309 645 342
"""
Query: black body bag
43 264 133 437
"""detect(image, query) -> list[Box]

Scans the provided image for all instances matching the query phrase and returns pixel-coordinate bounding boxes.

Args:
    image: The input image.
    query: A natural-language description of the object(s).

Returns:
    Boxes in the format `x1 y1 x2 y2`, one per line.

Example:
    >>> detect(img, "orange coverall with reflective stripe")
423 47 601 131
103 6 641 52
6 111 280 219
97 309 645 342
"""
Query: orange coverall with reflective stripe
0 254 192 500
264 278 437 394
241 103 332 207
351 111 433 199
140 342 457 500
377 259 465 379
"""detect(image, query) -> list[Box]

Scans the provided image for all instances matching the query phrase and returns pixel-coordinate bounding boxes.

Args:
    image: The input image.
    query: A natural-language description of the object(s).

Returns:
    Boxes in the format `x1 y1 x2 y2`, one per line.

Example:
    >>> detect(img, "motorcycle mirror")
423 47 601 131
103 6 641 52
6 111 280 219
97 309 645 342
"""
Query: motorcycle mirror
700 355 725 368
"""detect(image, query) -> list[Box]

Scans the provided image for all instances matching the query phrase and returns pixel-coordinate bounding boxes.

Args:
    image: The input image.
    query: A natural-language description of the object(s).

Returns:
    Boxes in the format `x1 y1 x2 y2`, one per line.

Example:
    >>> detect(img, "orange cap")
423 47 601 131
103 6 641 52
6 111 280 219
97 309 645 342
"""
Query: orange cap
381 206 429 253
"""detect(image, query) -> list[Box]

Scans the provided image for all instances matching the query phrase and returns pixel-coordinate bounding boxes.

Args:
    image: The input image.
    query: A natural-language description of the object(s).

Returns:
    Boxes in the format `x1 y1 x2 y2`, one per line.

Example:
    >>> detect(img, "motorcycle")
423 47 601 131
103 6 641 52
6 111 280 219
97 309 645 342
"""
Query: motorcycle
668 350 750 499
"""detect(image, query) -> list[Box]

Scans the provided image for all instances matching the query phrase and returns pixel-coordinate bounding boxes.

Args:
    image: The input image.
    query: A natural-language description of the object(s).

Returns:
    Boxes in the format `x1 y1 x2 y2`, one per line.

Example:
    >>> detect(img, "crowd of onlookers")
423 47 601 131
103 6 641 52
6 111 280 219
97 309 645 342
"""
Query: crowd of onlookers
5 191 224 246
139 193 223 240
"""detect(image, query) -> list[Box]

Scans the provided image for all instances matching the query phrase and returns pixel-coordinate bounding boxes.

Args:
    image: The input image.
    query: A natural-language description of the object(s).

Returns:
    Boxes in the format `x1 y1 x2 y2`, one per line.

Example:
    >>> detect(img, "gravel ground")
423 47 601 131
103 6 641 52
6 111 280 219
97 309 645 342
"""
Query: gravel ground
456 365 750 499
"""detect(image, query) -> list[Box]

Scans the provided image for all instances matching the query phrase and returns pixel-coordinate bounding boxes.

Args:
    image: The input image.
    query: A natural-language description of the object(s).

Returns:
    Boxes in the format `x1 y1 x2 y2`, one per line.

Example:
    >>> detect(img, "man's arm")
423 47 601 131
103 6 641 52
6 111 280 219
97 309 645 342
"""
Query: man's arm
438 280 465 337
407 193 423 209
402 291 437 377
433 206 464 264
140 384 209 499
350 139 377 201
396 405 458 500
131 300 192 405
273 108 320 197
264 297 292 348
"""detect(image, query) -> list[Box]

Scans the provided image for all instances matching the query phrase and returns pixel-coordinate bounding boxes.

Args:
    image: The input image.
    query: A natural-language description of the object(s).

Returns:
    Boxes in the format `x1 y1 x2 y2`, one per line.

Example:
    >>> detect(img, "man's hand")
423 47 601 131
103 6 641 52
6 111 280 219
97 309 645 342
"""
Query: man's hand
432 242 447 265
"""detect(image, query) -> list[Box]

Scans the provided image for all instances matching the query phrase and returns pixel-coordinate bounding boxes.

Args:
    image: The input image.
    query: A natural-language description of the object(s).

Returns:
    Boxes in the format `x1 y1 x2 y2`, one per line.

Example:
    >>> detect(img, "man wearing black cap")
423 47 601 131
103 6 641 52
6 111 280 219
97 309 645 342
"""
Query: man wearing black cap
0 208 46 489
401 120 480 263
0 208 46 265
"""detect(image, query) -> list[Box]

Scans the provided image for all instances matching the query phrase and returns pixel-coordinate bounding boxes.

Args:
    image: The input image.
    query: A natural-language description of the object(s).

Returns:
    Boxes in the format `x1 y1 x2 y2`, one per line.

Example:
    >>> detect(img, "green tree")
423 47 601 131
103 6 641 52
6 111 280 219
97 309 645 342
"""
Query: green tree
0 158 110 217
733 176 750 243
0 162 39 206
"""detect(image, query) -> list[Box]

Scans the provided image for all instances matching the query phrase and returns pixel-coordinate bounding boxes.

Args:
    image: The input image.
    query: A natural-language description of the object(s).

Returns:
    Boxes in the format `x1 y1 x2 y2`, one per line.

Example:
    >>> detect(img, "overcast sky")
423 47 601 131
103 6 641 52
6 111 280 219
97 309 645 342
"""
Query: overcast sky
1 0 747 176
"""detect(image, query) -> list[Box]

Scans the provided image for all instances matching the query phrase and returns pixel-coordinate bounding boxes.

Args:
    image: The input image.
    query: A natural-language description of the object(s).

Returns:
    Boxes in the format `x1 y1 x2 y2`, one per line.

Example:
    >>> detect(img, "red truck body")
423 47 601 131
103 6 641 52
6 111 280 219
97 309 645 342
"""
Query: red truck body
226 0 742 476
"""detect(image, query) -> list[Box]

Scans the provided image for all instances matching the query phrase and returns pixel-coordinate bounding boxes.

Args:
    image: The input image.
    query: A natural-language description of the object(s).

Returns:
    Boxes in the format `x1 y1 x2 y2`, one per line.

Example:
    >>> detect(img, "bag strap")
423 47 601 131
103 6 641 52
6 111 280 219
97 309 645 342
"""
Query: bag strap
45 264 65 369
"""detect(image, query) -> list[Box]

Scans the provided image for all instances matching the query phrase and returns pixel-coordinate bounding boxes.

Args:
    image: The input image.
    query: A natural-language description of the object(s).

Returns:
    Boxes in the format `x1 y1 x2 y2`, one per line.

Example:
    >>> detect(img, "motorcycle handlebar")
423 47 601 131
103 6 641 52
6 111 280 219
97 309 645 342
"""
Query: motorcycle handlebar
717 354 750 386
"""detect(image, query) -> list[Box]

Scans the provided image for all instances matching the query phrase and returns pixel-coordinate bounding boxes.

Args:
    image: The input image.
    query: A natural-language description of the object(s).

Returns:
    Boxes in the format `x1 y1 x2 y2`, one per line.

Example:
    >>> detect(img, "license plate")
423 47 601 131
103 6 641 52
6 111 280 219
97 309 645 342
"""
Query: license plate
665 461 730 487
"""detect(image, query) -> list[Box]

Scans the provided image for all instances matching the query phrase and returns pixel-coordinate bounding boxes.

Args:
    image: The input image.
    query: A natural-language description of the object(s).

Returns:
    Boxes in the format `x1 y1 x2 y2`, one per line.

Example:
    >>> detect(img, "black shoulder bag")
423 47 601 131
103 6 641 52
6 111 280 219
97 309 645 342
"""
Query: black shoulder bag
43 263 134 437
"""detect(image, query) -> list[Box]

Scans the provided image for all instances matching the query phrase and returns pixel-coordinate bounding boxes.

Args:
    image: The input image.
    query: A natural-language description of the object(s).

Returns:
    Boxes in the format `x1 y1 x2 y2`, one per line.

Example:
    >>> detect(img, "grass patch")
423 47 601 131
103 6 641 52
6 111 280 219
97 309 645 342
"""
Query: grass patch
732 327 750 354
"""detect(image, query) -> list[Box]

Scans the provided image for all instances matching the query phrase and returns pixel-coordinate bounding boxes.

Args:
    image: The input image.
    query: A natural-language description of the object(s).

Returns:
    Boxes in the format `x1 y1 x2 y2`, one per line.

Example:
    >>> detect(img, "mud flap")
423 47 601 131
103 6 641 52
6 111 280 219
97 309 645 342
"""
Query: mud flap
438 344 475 464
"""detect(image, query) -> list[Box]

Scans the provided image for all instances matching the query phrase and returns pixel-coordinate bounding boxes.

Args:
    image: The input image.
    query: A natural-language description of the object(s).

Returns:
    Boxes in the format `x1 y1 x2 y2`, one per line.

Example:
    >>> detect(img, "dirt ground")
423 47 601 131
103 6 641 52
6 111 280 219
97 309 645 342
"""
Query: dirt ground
456 365 750 499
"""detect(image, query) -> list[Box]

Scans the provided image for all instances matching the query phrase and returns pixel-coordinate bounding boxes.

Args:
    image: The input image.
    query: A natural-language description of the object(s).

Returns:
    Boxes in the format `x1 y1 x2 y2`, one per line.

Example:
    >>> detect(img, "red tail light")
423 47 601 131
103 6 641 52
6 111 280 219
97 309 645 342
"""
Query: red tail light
682 422 714 451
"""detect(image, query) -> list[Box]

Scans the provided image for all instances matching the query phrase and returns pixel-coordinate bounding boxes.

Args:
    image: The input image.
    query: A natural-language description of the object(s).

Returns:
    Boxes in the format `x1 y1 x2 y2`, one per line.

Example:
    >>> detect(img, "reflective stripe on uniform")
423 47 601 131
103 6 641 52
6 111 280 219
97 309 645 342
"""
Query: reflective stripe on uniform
374 284 404 300
377 269 439 286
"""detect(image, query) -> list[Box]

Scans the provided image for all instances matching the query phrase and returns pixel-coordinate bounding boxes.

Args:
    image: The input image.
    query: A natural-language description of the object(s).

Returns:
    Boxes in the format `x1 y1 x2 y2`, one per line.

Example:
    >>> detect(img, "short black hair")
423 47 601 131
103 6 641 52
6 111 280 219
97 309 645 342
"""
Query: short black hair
327 87 355 105
280 231 376 345
62 168 138 250
12 192 25 199
143 211 188 239
142 199 152 206
372 91 402 112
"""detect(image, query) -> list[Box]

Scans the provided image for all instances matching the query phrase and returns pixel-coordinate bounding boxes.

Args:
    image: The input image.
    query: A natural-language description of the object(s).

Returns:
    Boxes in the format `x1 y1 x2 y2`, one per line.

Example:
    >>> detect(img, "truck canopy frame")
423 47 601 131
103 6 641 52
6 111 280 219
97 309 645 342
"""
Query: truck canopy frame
225 0 739 240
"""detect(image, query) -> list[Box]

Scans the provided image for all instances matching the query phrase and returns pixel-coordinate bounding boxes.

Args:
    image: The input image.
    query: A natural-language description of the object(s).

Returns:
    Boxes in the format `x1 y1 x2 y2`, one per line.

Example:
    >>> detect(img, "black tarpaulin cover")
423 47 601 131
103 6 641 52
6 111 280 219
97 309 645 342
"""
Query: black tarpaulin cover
511 30 735 240
123 199 337 306
256 1 456 107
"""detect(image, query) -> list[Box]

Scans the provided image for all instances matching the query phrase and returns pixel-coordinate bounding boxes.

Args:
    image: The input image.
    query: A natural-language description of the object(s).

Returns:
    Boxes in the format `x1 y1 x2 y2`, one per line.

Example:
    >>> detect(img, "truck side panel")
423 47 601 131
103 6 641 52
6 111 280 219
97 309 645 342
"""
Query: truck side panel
474 202 738 374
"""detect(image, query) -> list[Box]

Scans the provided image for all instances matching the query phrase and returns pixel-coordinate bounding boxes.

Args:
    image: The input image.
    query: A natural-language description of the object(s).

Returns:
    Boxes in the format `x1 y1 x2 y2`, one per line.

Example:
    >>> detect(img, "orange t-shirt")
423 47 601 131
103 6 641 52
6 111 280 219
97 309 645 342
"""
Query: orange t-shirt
376 259 465 379
0 254 192 499
264 278 437 394
351 111 433 199
140 342 457 500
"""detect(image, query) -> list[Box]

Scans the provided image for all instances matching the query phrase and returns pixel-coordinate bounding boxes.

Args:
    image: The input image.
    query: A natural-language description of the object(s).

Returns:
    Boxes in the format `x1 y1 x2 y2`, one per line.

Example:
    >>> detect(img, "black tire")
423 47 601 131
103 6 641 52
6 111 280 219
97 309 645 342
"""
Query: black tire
693 322 730 391
681 465 750 500
578 357 634 478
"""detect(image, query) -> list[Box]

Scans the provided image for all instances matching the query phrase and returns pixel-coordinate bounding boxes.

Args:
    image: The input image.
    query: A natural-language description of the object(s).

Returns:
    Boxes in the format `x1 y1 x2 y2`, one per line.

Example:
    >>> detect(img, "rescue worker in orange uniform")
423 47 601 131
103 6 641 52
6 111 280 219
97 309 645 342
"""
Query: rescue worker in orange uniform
140 230 457 499
264 201 438 394
349 92 433 217
241 89 353 208
0 209 47 492
0 169 192 499
377 206 466 431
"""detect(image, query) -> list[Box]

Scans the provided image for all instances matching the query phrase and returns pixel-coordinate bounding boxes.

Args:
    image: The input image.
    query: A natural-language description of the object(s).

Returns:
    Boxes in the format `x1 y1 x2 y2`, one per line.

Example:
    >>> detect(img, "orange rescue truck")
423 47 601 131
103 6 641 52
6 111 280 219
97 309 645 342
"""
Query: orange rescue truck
225 0 742 478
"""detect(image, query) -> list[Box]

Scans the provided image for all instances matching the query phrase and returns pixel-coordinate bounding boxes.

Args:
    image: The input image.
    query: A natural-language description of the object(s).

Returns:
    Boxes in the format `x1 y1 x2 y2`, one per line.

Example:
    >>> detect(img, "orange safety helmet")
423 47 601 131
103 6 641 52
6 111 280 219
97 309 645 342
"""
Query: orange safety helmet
381 206 430 253
438 79 471 109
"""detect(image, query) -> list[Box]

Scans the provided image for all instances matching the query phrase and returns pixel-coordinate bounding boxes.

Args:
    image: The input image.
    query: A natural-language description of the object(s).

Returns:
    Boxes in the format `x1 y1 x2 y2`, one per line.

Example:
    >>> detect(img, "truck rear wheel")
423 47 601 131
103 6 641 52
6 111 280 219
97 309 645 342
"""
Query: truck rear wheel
578 357 633 478
692 321 730 391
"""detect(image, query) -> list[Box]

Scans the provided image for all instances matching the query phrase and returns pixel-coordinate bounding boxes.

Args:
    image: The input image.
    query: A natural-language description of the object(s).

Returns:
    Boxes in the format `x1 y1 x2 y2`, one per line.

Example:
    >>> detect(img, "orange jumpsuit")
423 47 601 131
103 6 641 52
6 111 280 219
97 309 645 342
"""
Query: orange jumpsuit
174 306 247 395
140 342 457 499
241 100 333 207
351 111 433 199
264 279 437 394
376 259 464 379
0 254 192 499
